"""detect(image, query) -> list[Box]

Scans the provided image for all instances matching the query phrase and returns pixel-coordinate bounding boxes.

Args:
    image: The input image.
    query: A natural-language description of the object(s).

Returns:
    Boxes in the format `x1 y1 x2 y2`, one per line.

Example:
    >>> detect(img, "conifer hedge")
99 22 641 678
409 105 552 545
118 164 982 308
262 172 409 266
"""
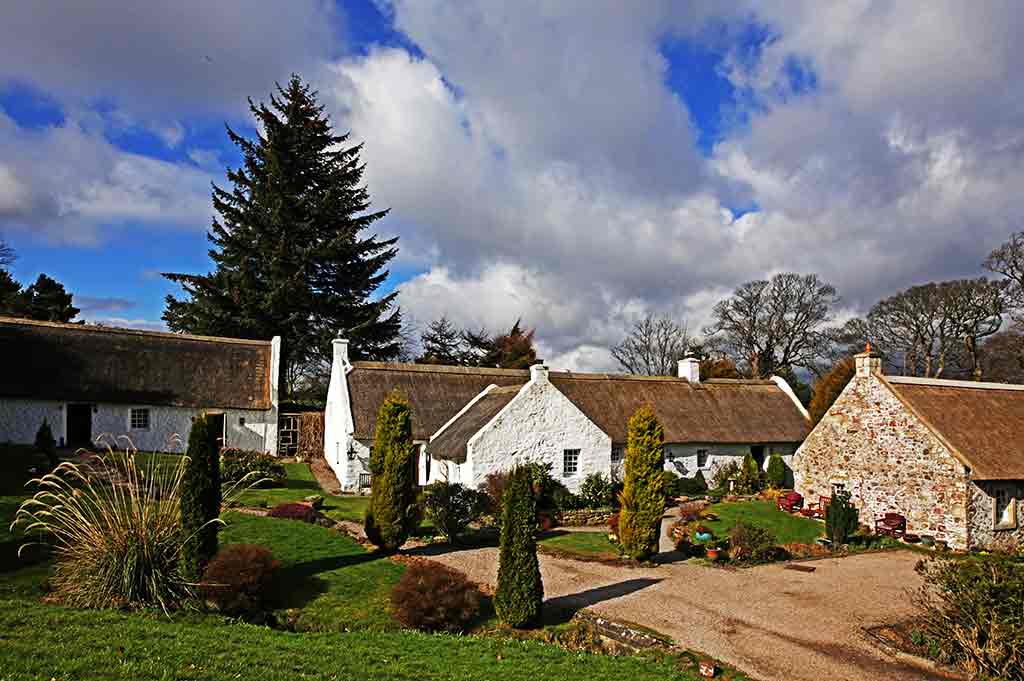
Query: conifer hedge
180 415 221 581
494 465 543 627
364 391 417 553
618 406 665 561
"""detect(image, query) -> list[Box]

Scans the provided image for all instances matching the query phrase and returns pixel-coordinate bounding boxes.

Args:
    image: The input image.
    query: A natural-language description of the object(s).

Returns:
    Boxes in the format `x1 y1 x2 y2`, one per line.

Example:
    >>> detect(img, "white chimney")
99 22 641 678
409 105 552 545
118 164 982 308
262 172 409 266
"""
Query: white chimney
855 343 882 377
530 362 549 384
678 357 700 383
333 337 350 370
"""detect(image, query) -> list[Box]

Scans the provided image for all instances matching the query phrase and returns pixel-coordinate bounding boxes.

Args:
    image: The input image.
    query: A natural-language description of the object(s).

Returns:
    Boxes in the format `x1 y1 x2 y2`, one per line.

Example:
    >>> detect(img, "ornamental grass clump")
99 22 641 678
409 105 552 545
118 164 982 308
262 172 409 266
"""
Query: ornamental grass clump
12 439 194 611
617 407 665 561
494 465 543 628
364 391 418 553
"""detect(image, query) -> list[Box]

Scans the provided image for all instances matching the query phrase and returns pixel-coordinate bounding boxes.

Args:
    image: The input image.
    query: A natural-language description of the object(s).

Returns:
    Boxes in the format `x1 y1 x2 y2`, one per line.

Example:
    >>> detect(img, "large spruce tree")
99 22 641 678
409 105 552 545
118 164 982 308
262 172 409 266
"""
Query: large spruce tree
163 75 401 392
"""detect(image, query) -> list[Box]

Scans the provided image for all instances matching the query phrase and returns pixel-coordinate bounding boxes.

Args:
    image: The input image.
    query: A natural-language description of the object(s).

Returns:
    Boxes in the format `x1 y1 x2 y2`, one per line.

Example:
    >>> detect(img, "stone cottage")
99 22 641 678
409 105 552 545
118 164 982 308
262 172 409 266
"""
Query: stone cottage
0 316 280 454
793 346 1024 551
324 338 810 492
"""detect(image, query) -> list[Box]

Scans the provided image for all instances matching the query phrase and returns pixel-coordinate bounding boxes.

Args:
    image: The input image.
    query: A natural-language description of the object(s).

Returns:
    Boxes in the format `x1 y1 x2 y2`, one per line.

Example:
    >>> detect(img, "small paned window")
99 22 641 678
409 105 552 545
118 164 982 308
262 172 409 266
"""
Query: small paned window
563 449 580 476
696 449 709 468
130 408 150 430
611 447 624 463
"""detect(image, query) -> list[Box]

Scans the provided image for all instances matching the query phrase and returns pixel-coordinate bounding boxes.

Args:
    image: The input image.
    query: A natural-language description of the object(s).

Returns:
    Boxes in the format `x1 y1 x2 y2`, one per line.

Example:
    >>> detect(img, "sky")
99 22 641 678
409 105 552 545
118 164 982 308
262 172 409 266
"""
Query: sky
2 1 1023 370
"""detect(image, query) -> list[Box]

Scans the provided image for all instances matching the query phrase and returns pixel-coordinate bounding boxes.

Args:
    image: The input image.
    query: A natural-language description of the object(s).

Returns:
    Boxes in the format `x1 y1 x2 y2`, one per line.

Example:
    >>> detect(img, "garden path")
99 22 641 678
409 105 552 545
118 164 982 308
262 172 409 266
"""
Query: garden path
425 542 954 681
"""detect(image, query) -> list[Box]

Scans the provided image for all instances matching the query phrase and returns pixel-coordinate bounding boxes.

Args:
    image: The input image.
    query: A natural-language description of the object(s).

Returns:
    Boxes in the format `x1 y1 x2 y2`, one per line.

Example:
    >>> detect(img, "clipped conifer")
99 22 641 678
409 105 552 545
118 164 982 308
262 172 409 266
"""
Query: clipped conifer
766 453 787 489
826 489 860 544
364 391 417 553
494 465 543 627
618 406 665 560
34 418 58 469
180 415 221 581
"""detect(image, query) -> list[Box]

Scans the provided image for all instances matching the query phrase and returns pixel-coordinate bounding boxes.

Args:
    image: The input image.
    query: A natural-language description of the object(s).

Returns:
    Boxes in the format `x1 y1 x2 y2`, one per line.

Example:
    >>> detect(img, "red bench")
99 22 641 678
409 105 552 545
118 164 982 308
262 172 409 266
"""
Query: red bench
875 512 907 538
800 496 831 519
777 491 804 513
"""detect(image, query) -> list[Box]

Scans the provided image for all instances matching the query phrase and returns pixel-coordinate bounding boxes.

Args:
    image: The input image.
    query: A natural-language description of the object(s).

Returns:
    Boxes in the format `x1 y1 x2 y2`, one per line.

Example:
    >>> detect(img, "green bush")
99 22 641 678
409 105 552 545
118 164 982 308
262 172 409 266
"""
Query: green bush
825 489 859 544
681 470 708 496
765 453 787 489
494 466 543 628
618 407 665 561
578 472 613 508
727 522 777 563
421 481 487 543
735 452 762 494
364 391 418 553
391 561 483 633
34 419 58 470
200 544 280 616
915 554 1024 679
221 449 286 487
180 415 221 582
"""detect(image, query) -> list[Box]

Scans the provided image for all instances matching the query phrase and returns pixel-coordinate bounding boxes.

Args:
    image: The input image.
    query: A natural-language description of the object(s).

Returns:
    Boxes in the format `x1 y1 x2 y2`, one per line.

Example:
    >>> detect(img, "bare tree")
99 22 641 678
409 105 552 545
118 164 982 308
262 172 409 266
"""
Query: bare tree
984 231 1024 312
611 316 692 376
0 239 14 269
942 278 1007 380
704 273 841 378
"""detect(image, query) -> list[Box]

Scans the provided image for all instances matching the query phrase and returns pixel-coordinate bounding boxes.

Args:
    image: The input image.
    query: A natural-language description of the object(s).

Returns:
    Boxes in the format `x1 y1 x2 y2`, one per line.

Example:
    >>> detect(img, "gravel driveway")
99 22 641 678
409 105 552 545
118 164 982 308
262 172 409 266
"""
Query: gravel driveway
419 541 950 681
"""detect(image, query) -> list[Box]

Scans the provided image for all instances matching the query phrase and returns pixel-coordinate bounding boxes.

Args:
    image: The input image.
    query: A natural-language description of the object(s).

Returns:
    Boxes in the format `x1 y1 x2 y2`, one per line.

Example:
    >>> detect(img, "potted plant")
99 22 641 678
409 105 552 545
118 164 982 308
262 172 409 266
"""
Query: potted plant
694 525 713 543
705 542 721 561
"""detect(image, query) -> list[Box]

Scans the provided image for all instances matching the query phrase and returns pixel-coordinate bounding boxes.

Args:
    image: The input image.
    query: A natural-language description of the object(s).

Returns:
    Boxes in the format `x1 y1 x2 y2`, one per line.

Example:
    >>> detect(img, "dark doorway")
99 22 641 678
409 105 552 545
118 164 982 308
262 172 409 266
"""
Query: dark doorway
750 445 766 468
66 404 93 448
205 413 225 452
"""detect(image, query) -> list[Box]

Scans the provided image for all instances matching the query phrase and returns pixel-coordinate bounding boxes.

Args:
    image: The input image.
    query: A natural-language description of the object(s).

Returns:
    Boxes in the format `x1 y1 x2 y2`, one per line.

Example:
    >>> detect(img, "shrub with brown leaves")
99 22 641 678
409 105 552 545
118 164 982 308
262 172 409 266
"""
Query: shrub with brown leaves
390 561 482 633
268 502 320 524
200 544 280 616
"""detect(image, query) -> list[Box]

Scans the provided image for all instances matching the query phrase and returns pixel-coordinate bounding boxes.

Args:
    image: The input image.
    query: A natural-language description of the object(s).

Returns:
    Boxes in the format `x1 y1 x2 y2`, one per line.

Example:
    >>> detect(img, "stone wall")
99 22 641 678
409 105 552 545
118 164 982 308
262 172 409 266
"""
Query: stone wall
793 374 971 549
558 508 614 526
968 481 1024 551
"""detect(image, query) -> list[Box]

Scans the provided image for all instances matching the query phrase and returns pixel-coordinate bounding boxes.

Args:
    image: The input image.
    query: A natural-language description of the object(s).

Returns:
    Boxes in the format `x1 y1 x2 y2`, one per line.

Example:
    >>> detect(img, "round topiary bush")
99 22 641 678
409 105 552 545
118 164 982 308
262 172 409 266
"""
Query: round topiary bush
200 544 280 616
390 561 483 633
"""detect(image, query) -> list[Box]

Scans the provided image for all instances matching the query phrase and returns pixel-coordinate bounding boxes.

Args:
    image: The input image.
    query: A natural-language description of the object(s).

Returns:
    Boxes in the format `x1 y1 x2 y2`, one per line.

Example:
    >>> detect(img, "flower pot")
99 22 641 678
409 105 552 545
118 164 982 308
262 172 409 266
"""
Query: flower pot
705 547 720 561
695 531 713 543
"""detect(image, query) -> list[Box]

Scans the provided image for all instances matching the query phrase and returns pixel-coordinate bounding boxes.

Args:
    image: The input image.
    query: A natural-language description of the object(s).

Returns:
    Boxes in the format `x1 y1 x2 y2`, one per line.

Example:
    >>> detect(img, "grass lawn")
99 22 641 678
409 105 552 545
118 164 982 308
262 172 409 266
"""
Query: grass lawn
221 512 402 632
539 531 620 560
703 501 824 545
231 462 371 523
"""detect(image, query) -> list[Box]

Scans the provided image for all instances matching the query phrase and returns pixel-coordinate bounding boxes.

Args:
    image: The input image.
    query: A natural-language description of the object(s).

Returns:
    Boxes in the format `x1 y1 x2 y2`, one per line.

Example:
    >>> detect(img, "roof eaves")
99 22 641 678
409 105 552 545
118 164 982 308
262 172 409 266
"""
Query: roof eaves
429 383 501 442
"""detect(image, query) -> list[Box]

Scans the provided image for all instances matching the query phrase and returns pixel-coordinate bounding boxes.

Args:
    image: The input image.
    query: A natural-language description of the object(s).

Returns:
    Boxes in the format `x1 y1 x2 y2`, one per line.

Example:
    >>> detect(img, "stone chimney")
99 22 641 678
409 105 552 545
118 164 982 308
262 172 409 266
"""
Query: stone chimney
530 362 549 384
855 342 881 377
678 357 700 383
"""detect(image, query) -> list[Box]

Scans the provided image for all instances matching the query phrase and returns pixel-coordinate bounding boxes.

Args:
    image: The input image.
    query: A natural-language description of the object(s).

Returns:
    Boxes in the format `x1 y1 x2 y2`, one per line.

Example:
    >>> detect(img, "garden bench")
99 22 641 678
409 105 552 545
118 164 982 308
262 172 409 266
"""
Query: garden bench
777 491 803 513
800 495 831 519
875 512 907 538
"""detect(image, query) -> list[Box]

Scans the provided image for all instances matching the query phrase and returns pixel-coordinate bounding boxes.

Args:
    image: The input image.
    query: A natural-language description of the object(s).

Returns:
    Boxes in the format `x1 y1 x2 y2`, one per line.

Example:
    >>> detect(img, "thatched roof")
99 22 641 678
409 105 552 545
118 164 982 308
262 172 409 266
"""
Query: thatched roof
347 362 528 440
0 317 273 410
347 362 810 450
886 376 1024 480
429 385 523 463
549 374 810 444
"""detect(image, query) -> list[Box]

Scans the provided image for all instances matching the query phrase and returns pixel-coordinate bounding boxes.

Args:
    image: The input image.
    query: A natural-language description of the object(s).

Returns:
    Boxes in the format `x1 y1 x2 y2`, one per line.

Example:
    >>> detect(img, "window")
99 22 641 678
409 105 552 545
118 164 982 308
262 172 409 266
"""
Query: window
993 484 1020 530
696 449 709 468
129 408 150 430
238 416 246 426
563 449 580 476
611 447 624 463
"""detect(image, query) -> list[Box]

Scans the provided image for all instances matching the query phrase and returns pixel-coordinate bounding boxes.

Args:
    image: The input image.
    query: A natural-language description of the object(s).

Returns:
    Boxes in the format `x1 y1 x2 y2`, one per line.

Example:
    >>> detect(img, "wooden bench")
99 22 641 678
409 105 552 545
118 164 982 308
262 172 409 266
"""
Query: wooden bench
875 512 907 538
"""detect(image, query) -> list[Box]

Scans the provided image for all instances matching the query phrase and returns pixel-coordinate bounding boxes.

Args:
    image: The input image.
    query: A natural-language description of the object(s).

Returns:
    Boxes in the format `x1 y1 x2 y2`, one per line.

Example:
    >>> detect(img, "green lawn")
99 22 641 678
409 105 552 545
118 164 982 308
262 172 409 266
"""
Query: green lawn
539 531 620 559
232 462 370 523
221 512 402 632
703 501 824 545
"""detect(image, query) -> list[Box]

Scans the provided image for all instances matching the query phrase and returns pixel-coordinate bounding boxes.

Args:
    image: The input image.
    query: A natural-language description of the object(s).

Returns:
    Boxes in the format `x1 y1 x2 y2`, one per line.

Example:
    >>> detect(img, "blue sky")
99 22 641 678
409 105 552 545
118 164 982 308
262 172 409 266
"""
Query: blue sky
2 2 1022 369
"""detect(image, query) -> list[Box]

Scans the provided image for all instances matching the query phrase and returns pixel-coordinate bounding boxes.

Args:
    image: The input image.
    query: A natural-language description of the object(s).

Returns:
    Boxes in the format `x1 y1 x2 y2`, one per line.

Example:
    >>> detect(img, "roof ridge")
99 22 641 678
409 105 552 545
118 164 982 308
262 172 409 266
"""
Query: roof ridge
887 375 1024 392
0 316 273 346
351 361 530 376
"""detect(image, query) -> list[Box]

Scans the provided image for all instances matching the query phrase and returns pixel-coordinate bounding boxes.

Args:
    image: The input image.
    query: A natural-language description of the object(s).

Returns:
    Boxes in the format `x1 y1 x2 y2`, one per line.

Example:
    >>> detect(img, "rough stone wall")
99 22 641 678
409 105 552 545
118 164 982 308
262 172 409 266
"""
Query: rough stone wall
467 380 612 493
558 508 614 526
0 399 63 444
968 481 1024 551
793 374 970 549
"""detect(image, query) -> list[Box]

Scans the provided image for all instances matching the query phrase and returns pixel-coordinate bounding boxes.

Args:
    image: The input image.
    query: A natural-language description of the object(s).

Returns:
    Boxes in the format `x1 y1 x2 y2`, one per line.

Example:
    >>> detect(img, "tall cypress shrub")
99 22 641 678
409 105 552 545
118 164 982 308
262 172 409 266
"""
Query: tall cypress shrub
494 466 543 627
618 407 665 560
766 453 787 489
34 419 58 469
364 391 417 553
180 415 221 581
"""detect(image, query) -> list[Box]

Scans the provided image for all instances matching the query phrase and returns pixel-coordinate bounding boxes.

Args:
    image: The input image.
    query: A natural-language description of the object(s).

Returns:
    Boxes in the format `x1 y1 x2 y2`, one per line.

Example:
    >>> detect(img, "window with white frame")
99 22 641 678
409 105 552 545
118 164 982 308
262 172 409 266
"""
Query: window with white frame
563 449 580 476
696 449 709 468
611 446 624 463
993 483 1020 530
129 408 150 430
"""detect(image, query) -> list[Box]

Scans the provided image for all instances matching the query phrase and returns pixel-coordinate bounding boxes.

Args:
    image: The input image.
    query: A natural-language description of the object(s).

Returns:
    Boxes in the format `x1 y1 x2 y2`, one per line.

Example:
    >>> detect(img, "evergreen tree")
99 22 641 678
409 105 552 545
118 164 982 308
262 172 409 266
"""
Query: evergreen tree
0 270 22 317
467 320 537 369
618 407 665 560
34 419 57 469
19 274 79 322
364 391 417 553
825 489 859 544
417 316 468 365
736 451 763 494
494 465 543 627
766 453 787 489
180 415 221 581
809 357 856 425
163 75 401 393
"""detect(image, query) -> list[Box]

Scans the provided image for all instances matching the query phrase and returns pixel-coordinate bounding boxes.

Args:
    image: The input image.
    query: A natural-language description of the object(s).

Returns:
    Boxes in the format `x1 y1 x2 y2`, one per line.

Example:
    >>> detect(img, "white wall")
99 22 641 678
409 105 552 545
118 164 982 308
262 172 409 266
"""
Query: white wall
0 399 276 453
324 339 355 489
464 376 612 493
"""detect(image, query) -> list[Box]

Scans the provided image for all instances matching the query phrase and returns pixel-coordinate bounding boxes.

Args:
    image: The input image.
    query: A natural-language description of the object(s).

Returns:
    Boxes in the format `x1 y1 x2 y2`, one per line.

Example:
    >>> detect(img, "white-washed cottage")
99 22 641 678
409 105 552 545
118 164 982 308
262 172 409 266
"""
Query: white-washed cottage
0 317 280 454
324 338 810 493
793 346 1024 551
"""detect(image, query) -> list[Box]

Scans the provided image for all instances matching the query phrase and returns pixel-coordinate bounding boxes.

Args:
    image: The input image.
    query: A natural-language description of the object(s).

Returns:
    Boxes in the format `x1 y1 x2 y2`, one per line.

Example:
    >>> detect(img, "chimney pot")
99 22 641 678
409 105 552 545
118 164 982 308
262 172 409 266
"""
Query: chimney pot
855 344 881 377
530 363 549 384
